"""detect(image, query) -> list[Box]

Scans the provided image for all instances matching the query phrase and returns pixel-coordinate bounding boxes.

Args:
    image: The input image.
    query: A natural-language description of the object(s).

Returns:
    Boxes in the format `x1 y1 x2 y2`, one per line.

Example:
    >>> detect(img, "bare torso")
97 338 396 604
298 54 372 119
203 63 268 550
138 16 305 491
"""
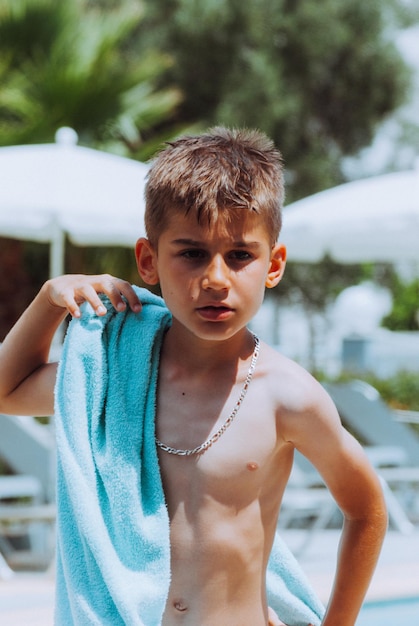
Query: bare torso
156 338 295 626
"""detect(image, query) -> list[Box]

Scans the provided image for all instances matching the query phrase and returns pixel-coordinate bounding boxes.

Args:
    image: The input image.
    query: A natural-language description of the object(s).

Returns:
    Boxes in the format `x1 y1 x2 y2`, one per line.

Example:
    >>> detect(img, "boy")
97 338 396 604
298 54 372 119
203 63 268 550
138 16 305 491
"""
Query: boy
0 128 387 625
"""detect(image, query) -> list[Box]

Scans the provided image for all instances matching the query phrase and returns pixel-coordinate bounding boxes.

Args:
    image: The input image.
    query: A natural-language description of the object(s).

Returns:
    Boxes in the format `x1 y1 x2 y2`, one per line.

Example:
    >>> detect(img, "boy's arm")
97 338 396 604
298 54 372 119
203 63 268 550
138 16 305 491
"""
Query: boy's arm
283 381 388 626
0 274 142 417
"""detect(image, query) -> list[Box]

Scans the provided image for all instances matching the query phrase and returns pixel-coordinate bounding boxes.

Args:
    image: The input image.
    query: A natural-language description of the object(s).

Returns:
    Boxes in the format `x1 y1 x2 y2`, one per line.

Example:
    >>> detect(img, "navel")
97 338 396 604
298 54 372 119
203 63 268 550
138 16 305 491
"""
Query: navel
246 461 259 471
173 599 188 612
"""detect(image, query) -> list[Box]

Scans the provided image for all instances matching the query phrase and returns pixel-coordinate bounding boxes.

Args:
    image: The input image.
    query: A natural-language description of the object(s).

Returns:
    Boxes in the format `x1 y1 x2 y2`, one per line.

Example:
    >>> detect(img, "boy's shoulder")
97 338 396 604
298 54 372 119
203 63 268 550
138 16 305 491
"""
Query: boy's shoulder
259 339 331 415
258 340 344 452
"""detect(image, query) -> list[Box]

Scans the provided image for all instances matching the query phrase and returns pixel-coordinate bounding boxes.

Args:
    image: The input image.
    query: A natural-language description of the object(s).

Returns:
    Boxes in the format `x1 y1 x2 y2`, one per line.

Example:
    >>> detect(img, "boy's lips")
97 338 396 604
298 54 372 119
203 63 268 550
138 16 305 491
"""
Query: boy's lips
196 305 234 321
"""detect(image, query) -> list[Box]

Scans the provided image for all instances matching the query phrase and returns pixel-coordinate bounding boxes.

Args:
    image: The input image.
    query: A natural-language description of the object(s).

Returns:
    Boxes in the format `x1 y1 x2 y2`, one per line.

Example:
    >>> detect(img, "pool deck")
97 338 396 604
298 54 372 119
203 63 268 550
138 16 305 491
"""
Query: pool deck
0 528 418 625
287 527 419 604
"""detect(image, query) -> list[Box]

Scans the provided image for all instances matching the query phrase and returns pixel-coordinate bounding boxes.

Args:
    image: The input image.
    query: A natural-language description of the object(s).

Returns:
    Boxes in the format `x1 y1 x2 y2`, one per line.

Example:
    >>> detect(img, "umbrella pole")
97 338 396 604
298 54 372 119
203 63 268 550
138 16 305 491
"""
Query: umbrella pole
49 222 66 347
49 221 65 278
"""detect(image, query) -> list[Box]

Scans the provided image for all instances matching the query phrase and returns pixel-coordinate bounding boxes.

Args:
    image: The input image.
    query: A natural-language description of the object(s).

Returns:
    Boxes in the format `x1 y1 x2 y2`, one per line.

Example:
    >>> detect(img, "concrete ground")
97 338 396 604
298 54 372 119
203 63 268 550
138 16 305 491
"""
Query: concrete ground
0 528 418 625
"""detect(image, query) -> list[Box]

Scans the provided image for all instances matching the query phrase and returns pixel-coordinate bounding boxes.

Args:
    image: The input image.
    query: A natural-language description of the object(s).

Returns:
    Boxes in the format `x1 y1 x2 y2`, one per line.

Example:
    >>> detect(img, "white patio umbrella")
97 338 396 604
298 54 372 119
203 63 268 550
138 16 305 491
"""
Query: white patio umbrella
281 162 419 264
0 128 150 277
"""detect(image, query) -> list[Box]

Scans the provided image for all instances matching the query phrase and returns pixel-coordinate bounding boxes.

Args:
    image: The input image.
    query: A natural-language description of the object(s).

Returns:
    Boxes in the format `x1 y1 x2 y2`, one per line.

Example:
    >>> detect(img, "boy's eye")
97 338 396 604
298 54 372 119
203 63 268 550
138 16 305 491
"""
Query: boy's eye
229 250 253 261
180 249 207 260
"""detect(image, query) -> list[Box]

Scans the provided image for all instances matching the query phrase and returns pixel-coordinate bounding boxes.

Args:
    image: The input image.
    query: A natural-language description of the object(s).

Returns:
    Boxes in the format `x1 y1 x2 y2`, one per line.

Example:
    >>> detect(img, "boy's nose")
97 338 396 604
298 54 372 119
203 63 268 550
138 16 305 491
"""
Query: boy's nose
202 255 230 289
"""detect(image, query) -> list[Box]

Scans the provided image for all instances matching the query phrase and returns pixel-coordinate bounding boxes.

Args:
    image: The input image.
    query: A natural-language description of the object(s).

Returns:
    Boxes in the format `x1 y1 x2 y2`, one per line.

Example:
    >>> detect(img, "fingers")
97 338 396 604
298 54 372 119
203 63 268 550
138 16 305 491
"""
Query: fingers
46 275 142 318
105 277 142 315
72 283 108 318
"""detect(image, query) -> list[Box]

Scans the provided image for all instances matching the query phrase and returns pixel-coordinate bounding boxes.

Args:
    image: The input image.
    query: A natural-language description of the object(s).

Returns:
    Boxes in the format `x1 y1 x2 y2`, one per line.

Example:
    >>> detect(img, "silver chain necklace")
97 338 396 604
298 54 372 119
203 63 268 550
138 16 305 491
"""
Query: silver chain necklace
155 333 260 456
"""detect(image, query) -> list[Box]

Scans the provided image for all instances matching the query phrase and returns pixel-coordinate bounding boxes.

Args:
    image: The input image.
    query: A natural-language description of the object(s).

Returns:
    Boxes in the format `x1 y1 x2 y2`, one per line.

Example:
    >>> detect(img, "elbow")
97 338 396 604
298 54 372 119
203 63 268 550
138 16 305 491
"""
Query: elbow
343 479 389 532
343 493 389 539
370 507 389 537
372 480 390 535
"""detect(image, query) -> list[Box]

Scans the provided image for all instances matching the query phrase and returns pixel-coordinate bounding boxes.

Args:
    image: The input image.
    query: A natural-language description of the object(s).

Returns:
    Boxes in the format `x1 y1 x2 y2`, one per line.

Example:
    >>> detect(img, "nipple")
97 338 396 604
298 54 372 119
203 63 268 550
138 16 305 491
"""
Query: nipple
246 461 259 471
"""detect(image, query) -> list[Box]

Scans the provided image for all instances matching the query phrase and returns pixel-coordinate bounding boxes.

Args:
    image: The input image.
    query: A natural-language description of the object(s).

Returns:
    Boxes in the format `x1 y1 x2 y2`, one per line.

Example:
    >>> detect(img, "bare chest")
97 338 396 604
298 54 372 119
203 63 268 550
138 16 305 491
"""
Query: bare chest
155 377 291 517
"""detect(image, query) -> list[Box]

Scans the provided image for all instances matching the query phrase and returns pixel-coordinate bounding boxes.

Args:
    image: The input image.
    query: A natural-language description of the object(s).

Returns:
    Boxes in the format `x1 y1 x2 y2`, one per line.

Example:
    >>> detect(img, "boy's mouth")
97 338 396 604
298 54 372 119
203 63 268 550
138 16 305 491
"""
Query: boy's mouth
196 305 233 321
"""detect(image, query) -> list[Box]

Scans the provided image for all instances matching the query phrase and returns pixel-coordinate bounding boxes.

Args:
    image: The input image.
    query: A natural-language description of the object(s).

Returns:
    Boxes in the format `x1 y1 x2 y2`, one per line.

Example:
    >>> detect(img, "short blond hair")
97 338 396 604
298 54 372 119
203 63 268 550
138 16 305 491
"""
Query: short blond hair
145 127 284 246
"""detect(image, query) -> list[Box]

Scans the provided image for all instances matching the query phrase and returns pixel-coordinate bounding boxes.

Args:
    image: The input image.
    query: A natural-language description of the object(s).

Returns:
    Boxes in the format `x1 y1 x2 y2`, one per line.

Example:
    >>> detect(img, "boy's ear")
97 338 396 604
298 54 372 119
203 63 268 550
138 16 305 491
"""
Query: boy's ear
265 243 287 289
135 238 160 285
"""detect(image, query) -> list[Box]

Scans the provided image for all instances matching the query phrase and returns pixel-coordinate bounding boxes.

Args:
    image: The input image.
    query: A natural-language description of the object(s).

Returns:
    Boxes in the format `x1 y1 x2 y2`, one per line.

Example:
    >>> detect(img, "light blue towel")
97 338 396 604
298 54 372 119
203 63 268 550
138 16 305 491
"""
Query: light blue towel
54 286 325 626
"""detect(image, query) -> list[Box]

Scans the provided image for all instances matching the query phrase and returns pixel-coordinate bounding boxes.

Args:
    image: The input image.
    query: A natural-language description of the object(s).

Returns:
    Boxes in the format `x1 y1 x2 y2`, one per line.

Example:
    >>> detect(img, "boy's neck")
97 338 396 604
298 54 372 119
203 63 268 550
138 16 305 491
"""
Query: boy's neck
162 323 255 371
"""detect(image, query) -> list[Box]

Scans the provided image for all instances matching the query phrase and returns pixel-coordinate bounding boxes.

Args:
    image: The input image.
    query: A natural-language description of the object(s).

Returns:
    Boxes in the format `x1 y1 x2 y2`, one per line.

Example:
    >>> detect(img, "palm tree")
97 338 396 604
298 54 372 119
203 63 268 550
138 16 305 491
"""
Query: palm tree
0 0 184 159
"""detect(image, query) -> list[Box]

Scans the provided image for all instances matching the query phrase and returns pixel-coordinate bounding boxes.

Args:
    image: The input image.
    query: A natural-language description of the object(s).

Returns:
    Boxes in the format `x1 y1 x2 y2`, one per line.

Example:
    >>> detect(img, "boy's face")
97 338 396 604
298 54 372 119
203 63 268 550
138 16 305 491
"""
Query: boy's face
136 210 286 342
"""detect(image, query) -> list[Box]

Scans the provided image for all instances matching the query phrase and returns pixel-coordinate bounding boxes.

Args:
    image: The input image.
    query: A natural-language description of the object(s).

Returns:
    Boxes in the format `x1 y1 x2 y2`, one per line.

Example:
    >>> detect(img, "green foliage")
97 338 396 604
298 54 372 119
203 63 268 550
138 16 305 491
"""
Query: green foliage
1 0 414 196
382 276 419 331
368 371 419 411
139 0 411 200
320 370 419 411
0 0 183 158
318 370 419 434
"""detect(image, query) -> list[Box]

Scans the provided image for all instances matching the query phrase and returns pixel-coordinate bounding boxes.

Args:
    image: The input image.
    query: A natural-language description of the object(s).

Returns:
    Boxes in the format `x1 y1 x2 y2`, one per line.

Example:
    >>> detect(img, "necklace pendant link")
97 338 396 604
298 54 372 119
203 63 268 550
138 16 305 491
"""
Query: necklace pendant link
155 333 260 457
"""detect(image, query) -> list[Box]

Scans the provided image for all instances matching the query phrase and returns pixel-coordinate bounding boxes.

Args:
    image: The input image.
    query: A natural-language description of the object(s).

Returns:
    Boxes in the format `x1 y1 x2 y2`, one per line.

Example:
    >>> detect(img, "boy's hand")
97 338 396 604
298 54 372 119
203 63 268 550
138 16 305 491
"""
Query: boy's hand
44 274 143 319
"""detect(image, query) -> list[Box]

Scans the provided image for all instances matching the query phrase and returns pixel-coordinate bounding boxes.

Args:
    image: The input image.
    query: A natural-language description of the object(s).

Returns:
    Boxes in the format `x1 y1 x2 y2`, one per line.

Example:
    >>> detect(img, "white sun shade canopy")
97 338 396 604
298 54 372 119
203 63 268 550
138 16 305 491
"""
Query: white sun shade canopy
0 128 150 275
281 163 419 264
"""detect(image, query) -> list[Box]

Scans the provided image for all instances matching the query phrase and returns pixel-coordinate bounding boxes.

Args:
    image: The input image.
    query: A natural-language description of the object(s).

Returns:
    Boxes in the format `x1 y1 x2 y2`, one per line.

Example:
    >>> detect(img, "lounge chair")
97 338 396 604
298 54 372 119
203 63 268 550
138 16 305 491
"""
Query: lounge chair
0 414 55 502
323 380 419 463
323 380 419 526
0 415 56 577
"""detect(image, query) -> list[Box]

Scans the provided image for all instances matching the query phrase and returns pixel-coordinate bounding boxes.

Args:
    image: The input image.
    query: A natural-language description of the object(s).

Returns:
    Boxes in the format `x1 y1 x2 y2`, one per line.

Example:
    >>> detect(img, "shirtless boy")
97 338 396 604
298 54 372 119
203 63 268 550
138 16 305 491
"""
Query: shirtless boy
0 128 387 625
